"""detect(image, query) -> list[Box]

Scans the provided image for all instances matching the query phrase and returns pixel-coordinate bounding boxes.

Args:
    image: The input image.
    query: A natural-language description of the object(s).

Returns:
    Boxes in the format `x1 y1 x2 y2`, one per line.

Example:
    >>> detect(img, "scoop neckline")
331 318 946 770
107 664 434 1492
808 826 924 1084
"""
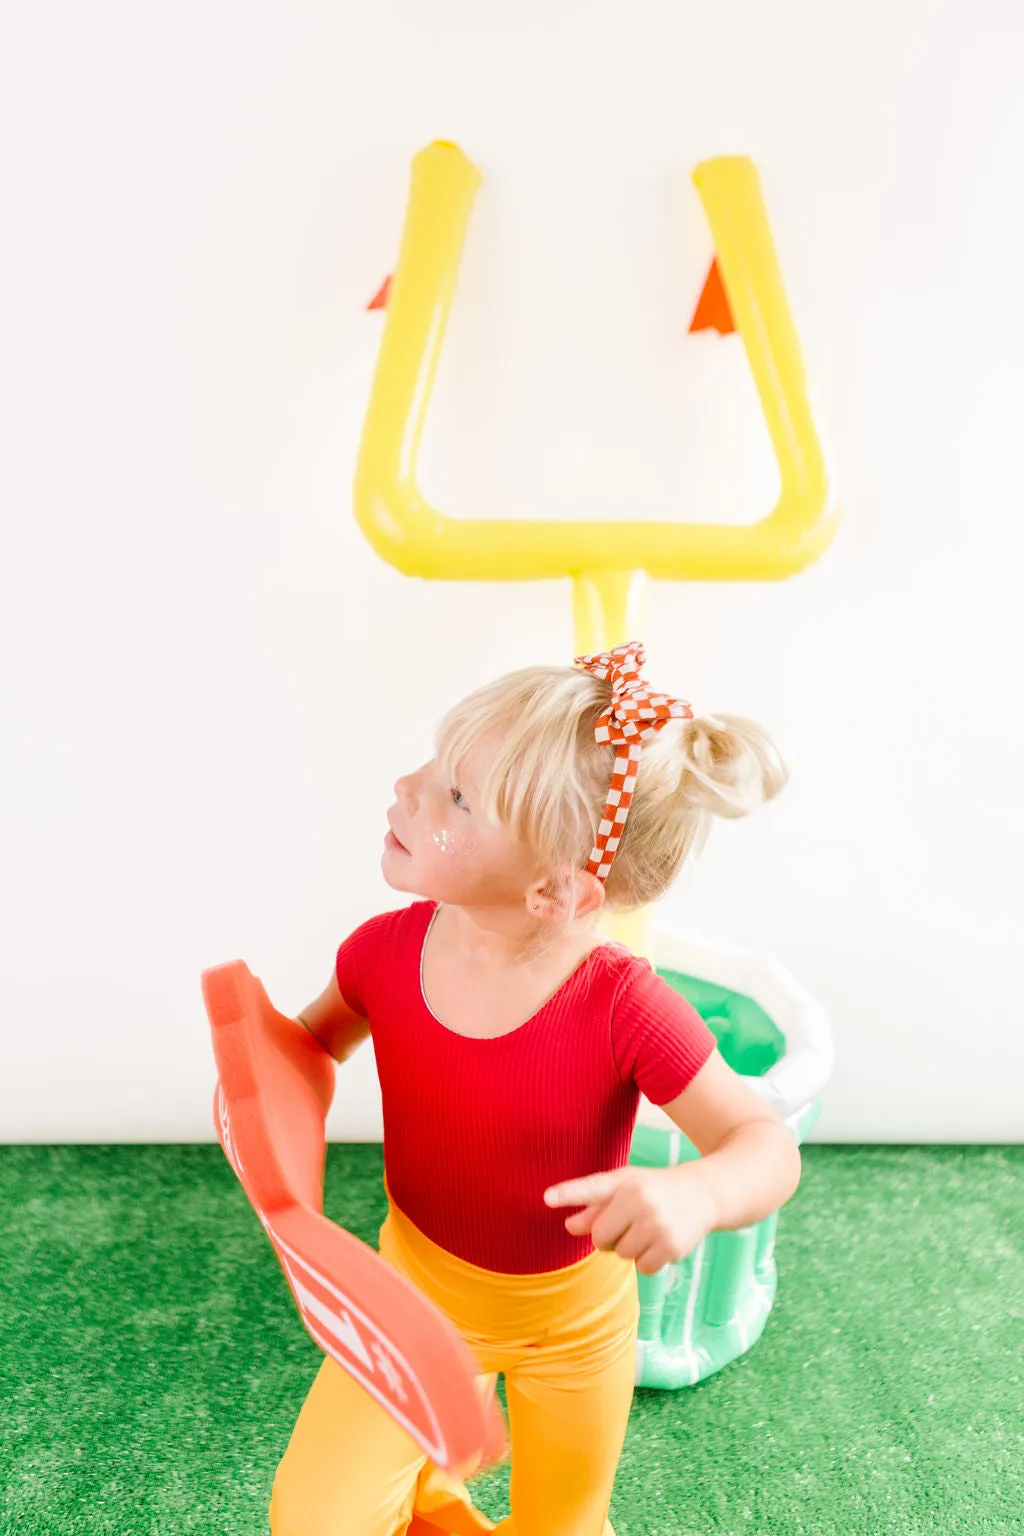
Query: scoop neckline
418 901 607 1043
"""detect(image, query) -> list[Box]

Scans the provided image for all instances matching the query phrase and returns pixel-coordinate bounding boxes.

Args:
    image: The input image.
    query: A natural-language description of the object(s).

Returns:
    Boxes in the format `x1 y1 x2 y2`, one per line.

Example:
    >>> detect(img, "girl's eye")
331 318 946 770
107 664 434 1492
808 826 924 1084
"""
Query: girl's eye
450 786 468 810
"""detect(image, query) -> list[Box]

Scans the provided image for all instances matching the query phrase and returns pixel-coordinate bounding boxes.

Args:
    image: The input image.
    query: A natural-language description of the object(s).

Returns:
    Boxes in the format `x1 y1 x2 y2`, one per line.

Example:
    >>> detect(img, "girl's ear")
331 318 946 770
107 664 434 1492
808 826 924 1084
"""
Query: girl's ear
570 868 606 921
528 868 605 924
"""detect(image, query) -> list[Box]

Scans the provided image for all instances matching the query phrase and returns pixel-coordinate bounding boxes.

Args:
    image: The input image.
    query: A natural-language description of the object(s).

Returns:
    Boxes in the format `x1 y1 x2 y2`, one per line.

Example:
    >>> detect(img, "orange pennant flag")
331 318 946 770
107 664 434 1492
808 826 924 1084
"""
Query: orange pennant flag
689 257 735 335
367 274 392 311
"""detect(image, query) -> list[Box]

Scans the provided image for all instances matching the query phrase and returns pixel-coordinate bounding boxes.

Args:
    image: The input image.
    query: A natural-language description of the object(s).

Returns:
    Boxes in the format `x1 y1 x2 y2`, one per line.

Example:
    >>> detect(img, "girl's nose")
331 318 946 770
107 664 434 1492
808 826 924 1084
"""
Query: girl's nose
394 770 419 811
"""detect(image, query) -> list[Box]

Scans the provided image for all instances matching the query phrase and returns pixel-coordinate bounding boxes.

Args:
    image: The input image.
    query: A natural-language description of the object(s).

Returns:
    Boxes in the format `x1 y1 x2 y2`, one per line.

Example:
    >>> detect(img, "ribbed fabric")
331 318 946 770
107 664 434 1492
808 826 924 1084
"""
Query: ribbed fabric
336 901 716 1275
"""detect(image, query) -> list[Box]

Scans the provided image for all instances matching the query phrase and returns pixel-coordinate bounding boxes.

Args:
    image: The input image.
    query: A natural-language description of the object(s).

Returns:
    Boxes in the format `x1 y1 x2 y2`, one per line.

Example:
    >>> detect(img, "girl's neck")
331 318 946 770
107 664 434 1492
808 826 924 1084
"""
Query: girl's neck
433 900 600 970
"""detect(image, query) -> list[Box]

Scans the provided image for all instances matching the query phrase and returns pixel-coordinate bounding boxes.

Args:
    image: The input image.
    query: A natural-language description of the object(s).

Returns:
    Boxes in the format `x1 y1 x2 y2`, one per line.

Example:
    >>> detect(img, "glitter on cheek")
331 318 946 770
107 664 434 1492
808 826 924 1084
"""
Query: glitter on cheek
432 828 457 855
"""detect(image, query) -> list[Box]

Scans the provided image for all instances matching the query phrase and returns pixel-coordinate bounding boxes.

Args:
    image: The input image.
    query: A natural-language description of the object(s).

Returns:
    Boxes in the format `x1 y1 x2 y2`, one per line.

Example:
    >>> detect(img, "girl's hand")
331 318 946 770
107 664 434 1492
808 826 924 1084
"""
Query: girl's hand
543 1164 717 1276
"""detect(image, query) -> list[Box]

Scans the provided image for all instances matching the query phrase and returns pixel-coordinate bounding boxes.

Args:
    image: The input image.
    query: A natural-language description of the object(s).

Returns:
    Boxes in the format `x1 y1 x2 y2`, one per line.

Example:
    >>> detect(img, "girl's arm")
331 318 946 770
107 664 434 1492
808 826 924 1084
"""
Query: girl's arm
657 1052 802 1230
296 973 372 1063
545 1052 801 1274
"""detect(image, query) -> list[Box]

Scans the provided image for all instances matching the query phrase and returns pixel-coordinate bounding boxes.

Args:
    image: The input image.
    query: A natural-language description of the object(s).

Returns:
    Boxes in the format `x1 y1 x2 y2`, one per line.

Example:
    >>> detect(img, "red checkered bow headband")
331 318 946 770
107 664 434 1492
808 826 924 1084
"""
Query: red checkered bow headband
574 641 694 882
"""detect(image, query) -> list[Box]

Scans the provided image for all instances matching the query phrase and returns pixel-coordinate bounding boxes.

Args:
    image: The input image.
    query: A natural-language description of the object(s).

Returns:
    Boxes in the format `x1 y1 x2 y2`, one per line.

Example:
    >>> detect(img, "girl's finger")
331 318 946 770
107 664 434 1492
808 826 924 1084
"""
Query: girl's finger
563 1201 604 1236
590 1202 634 1253
544 1170 630 1208
613 1226 655 1262
635 1244 670 1277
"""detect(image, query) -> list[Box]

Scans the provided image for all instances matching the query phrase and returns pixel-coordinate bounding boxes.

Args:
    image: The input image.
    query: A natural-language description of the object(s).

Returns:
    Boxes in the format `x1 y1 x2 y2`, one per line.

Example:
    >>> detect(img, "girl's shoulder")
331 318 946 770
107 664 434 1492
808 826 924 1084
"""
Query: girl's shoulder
585 941 705 1021
584 939 655 999
343 899 436 947
588 943 718 1095
335 901 436 1015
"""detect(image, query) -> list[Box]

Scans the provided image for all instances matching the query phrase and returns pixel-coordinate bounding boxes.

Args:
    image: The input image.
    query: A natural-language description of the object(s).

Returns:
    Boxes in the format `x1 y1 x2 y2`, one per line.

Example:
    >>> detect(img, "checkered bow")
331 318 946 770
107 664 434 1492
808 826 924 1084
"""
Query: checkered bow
574 641 693 882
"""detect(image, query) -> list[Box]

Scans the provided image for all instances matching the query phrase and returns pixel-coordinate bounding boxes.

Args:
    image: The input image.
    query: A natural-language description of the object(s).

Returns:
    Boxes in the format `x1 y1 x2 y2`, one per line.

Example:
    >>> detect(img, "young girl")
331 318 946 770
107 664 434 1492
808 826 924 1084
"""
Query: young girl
269 642 801 1536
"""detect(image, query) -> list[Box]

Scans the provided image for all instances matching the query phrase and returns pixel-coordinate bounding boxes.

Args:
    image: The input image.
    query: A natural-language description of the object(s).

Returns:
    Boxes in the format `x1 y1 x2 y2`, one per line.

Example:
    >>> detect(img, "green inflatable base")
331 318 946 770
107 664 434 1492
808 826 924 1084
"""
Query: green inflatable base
628 966 819 1389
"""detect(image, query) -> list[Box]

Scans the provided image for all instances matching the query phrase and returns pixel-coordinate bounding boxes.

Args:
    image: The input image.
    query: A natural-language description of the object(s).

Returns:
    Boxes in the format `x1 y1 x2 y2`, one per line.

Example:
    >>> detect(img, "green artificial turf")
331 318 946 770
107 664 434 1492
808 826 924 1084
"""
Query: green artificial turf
1 1145 1021 1536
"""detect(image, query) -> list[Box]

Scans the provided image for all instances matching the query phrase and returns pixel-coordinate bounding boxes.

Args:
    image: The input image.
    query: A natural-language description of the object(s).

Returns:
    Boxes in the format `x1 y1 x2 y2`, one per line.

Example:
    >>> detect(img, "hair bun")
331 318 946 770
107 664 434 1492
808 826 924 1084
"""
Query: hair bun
678 714 788 820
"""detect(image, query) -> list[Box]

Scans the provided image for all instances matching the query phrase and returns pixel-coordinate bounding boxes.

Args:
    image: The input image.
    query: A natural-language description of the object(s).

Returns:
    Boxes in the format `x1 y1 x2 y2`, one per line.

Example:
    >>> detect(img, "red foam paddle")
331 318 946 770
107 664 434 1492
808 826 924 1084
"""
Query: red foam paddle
202 960 507 1478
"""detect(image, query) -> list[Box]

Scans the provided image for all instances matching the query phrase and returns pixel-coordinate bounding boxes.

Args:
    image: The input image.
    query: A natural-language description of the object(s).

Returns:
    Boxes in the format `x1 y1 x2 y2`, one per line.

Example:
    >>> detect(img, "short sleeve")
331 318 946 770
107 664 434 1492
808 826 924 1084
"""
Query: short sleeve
335 909 406 1017
611 960 717 1105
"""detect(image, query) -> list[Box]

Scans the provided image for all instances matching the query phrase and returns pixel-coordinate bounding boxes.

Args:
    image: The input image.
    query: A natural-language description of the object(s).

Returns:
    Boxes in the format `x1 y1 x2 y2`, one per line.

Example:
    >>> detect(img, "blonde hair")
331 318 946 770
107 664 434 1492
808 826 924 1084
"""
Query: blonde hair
437 664 788 912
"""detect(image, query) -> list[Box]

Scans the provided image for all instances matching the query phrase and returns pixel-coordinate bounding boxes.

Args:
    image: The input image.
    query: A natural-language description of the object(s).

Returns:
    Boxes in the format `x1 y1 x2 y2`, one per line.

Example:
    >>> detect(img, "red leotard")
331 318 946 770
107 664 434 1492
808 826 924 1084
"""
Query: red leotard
336 901 716 1275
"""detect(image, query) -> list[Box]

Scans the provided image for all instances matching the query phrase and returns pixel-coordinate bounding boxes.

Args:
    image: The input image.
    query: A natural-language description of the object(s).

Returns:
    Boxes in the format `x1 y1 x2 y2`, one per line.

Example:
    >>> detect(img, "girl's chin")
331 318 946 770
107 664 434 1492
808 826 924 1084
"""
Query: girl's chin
382 850 424 895
381 849 410 883
381 854 455 905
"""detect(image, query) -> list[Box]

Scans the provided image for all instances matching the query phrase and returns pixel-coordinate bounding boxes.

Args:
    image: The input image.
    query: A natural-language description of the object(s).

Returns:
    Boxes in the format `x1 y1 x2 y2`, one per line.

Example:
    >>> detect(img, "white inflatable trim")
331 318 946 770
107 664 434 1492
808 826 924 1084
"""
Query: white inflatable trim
635 926 834 1129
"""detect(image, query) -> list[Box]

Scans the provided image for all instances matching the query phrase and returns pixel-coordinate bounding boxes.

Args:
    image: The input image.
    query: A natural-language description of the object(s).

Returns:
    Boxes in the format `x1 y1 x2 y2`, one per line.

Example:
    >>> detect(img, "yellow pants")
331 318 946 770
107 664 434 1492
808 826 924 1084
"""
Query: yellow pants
269 1190 640 1536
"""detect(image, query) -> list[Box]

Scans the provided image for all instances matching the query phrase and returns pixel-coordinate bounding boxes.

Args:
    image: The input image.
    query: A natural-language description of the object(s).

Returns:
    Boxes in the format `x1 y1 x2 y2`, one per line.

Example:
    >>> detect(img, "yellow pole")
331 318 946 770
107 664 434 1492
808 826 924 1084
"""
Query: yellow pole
571 569 647 657
571 569 656 960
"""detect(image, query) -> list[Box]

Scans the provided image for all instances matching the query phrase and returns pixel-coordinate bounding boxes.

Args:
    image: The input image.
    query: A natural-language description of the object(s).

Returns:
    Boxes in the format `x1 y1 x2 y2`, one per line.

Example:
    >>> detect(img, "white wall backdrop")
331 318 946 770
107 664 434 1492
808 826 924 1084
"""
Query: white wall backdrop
2 1 1022 1143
